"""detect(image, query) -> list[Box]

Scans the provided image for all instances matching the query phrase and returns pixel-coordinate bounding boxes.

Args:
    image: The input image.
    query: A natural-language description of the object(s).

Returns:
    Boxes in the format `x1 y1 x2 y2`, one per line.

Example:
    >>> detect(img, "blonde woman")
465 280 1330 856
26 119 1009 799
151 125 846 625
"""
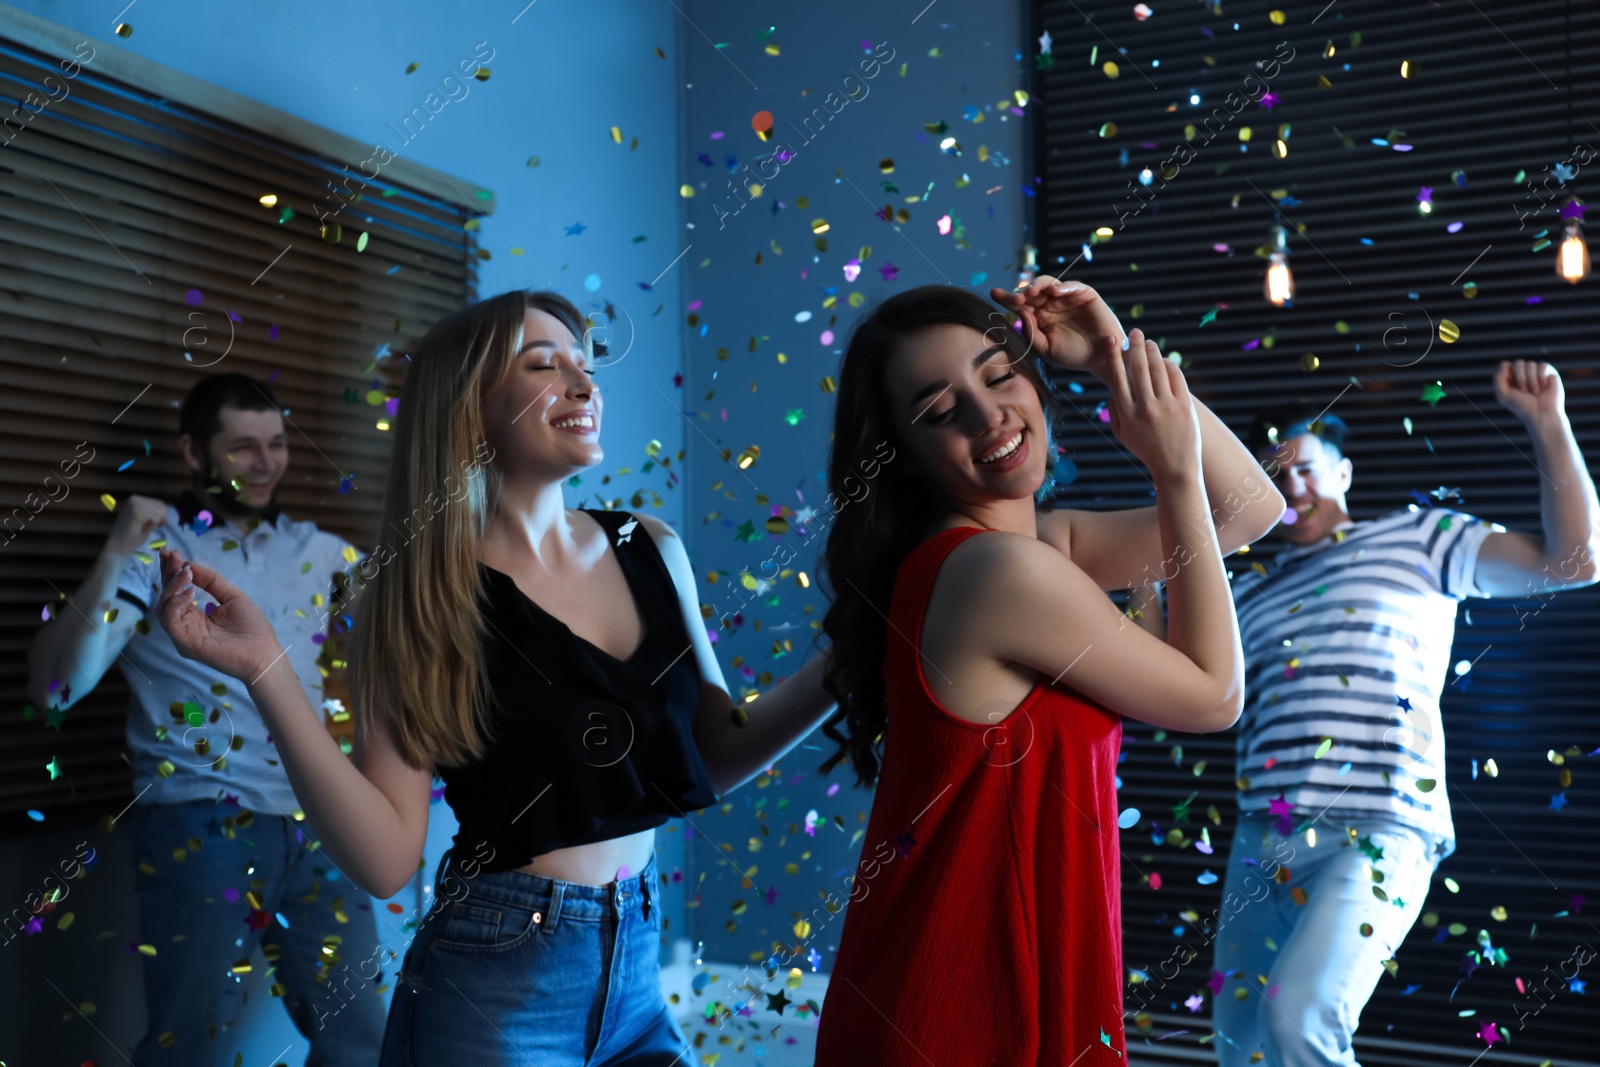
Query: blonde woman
154 290 837 1066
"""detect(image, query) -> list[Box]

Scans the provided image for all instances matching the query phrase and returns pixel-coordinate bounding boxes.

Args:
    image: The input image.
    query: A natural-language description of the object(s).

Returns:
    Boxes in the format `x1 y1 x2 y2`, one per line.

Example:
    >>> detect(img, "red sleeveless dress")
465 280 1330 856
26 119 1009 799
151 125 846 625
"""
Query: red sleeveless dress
814 525 1128 1065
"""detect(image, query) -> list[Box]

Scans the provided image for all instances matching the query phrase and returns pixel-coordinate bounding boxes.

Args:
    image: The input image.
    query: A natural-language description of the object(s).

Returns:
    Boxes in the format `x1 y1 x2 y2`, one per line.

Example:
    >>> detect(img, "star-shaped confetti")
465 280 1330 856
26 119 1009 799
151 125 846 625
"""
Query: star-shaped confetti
1199 306 1220 327
1396 695 1413 712
766 989 792 1014
1549 791 1568 812
878 261 899 281
1258 91 1279 109
1184 993 1204 1012
45 705 65 731
1570 977 1587 994
564 221 587 236
1561 200 1586 220
1207 969 1227 994
1420 382 1447 406
1417 186 1433 204
1357 835 1384 861
1476 1021 1501 1045
46 756 62 780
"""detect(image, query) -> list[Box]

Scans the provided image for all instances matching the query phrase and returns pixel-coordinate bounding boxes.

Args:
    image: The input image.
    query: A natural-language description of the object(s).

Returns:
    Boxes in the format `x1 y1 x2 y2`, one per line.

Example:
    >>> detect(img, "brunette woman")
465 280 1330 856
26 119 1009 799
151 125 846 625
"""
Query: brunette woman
154 290 837 1066
811 279 1285 1062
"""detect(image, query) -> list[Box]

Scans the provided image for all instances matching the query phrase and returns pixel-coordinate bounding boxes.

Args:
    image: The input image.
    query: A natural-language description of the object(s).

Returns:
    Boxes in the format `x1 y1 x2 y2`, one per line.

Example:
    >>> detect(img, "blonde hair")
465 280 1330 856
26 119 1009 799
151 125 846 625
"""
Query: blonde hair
350 290 595 769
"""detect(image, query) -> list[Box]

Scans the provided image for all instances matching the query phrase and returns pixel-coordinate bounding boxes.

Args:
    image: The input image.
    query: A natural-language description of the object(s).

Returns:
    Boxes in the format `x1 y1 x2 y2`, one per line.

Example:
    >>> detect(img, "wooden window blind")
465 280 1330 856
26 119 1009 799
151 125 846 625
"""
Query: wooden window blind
0 28 483 829
1032 0 1600 1061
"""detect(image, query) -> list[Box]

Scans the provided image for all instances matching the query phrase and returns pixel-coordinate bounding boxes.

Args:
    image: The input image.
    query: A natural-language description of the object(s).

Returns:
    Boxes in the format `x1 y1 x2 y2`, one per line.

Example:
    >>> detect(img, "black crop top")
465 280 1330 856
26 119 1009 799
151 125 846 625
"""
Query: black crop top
439 508 719 873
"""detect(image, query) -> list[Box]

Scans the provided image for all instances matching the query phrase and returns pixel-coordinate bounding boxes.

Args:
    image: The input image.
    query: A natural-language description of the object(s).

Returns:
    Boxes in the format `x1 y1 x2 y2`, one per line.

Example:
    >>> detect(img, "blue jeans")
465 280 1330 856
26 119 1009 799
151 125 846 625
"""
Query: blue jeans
1212 812 1440 1066
379 847 696 1067
130 799 386 1067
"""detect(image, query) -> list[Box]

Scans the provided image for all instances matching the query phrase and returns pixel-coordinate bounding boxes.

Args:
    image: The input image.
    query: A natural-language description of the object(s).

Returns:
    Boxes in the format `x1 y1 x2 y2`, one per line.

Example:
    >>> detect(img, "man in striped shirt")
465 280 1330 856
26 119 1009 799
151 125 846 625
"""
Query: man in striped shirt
1208 362 1600 1065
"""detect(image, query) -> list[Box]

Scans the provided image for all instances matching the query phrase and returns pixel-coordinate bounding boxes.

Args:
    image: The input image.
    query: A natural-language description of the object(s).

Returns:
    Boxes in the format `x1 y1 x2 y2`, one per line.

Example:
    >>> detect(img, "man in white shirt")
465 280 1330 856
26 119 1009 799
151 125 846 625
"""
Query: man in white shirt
28 373 385 1066
1209 361 1600 1065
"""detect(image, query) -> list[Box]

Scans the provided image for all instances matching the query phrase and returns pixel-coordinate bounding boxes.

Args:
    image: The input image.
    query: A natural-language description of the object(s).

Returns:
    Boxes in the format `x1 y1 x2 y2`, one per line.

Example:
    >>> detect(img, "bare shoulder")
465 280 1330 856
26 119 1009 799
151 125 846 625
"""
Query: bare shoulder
925 529 1065 623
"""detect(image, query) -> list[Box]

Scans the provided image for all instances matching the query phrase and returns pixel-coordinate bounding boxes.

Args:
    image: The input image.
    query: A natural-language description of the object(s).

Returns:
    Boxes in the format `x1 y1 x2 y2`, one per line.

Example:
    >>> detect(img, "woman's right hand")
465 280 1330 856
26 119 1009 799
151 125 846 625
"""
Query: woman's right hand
1104 328 1200 480
156 547 285 683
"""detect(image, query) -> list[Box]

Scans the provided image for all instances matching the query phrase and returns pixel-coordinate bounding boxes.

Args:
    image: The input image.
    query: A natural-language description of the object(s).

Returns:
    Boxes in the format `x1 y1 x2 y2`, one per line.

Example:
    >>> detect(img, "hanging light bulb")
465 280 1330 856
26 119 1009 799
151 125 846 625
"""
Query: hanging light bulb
1264 225 1294 306
1558 201 1589 283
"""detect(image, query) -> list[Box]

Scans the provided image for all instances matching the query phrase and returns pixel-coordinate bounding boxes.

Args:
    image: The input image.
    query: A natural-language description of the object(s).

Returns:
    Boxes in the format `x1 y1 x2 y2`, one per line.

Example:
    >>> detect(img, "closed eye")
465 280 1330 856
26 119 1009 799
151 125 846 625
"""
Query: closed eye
928 373 1016 423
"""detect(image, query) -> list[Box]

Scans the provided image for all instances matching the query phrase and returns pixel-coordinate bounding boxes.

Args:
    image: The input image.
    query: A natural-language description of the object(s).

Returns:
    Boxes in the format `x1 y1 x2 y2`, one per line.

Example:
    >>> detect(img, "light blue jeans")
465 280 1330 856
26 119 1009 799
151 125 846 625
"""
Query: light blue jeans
1212 812 1440 1066
130 799 386 1067
379 847 695 1067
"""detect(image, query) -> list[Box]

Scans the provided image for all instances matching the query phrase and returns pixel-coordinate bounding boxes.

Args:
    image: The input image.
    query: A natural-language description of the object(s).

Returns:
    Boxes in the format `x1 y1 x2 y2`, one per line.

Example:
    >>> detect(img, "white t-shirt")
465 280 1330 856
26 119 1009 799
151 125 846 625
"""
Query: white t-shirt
1230 506 1500 860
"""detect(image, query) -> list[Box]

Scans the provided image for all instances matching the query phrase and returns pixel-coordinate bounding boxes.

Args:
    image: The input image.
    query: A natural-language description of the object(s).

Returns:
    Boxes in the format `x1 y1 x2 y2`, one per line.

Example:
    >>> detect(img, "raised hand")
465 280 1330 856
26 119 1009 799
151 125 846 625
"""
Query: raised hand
156 547 285 683
1493 359 1565 424
988 275 1127 377
1104 328 1199 480
105 494 169 559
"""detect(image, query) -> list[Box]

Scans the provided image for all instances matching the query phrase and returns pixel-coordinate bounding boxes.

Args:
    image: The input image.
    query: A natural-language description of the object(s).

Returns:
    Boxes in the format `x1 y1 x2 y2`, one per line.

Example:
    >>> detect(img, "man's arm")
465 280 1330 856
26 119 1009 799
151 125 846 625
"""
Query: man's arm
1038 396 1286 591
1470 361 1600 598
1473 413 1600 597
26 494 168 710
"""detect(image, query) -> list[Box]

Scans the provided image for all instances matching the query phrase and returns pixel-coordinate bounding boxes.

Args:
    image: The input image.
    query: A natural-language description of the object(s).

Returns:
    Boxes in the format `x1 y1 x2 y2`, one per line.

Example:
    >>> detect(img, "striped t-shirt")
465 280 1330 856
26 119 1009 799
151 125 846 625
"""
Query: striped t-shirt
1230 506 1500 859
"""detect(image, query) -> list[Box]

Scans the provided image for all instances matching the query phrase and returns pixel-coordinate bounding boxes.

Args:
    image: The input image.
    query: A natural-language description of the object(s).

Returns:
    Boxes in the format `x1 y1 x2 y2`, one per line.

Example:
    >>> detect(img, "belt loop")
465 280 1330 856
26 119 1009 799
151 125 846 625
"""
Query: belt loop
542 881 566 934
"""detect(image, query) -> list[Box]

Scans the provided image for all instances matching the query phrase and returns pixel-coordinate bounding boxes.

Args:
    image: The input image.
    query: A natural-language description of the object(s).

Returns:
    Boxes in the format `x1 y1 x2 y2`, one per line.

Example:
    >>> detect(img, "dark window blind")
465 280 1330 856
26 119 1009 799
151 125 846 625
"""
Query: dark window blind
1032 0 1600 1061
0 32 480 830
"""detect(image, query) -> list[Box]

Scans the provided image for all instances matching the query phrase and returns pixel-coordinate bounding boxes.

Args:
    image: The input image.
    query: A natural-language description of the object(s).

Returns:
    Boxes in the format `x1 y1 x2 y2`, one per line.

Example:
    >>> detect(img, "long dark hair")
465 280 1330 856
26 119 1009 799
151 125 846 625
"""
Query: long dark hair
816 285 1065 788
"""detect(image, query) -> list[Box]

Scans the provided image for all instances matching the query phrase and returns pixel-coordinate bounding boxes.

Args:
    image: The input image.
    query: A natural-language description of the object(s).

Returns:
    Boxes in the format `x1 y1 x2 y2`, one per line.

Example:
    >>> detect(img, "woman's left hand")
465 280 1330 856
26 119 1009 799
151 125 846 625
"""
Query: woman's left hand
989 276 1127 377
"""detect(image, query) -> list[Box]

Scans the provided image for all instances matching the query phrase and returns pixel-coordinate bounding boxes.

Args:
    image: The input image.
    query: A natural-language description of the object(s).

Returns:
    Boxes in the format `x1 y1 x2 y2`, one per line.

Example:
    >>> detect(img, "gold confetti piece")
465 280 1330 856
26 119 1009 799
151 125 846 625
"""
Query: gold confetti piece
1098 122 1118 138
1400 60 1415 78
1416 778 1436 792
405 61 419 73
679 184 695 198
1372 886 1388 901
1301 354 1320 371
1448 922 1468 935
1491 905 1508 921
1444 877 1460 892
100 493 117 511
1314 738 1333 758
1103 61 1120 78
610 126 623 143
1359 922 1373 936
811 218 830 234
1439 319 1460 343
474 67 491 82
115 22 133 37
1484 758 1498 777
820 376 836 393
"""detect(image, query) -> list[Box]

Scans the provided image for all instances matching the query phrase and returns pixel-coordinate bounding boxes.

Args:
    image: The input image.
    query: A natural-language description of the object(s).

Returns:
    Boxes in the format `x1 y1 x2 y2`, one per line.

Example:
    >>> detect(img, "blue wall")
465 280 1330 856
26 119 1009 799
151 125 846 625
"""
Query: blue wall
672 0 1031 1018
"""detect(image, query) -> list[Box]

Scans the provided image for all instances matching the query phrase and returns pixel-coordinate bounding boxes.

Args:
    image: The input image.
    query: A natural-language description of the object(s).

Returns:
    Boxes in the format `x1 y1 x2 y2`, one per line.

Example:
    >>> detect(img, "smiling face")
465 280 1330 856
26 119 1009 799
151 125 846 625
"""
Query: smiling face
480 307 603 478
1260 432 1353 543
181 405 287 512
882 322 1047 511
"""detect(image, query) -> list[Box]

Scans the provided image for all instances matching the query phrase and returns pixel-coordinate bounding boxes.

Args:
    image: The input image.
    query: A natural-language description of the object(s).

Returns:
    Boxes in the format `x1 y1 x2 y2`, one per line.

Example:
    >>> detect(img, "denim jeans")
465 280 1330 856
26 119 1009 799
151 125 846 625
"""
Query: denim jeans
379 847 696 1067
1212 812 1440 1067
130 799 386 1067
